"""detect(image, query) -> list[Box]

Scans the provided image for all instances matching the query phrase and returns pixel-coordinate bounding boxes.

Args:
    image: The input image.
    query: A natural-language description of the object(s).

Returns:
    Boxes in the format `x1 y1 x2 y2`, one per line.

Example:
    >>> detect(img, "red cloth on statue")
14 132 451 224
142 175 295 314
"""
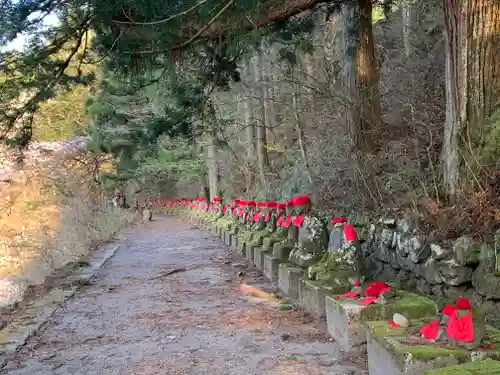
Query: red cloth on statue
360 297 379 306
442 304 457 316
421 320 440 340
253 212 261 222
237 209 244 217
446 310 474 342
283 215 295 228
336 291 359 299
344 225 358 241
265 213 270 222
332 217 348 225
365 282 391 297
294 214 305 227
246 213 251 221
276 215 285 227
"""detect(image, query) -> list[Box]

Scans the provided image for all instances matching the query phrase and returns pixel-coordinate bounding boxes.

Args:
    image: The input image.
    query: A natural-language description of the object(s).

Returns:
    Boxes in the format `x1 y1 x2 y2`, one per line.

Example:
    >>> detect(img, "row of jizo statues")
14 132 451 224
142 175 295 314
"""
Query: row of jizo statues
149 195 489 352
147 195 361 282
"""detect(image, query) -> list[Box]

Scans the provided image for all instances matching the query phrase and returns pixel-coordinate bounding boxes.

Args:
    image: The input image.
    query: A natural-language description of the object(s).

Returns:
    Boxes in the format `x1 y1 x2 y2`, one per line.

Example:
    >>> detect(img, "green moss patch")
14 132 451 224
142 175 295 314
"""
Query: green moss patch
424 359 500 375
361 290 438 320
303 279 352 295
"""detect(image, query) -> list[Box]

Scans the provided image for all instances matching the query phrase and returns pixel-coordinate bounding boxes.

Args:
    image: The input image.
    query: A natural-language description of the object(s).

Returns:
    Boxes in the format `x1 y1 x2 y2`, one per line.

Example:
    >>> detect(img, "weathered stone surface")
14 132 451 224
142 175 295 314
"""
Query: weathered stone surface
442 285 467 300
472 265 500 299
366 320 500 375
415 258 444 285
430 244 452 261
278 263 305 301
452 236 480 266
438 259 473 286
325 296 366 351
374 229 395 262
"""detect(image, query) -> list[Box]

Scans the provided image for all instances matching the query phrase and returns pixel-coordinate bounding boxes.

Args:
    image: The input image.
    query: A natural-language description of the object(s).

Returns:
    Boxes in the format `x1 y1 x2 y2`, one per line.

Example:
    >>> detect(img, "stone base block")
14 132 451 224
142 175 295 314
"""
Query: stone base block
237 241 246 257
222 230 230 246
263 254 281 281
253 247 268 270
272 243 292 260
298 280 350 319
278 263 305 301
245 245 255 263
365 321 500 375
325 296 366 352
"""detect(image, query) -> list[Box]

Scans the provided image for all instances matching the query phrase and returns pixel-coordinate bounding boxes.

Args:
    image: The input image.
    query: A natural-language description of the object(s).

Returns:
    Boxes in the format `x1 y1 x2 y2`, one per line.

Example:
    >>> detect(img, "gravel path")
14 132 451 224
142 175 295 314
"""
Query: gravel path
1 216 367 375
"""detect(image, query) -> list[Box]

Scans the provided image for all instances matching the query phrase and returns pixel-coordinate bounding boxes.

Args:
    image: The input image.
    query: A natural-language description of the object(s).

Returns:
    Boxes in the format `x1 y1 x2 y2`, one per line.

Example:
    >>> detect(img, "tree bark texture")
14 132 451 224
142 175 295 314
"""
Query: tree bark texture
402 0 414 58
255 48 270 188
341 0 382 152
442 0 500 198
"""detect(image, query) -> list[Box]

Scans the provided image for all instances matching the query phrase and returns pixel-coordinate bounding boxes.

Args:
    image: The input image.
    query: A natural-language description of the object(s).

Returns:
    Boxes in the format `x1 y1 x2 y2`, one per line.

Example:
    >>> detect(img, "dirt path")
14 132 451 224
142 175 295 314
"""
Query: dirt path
1 217 367 375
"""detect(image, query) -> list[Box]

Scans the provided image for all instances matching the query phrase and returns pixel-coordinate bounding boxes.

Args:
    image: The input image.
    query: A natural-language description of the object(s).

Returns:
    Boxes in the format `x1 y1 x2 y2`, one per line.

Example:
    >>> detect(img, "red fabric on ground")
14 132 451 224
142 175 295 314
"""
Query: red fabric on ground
421 320 440 340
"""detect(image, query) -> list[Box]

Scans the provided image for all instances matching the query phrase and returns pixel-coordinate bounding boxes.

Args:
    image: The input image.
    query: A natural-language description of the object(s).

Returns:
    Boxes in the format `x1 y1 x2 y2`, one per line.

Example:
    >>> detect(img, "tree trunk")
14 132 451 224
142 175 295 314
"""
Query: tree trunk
256 47 270 188
341 0 382 152
292 87 314 184
204 105 219 200
401 1 414 58
442 0 500 198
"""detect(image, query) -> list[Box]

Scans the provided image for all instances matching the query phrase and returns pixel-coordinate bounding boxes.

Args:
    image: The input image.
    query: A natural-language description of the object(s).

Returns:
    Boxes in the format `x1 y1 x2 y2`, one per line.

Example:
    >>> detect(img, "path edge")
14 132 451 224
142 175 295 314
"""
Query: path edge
0 240 126 369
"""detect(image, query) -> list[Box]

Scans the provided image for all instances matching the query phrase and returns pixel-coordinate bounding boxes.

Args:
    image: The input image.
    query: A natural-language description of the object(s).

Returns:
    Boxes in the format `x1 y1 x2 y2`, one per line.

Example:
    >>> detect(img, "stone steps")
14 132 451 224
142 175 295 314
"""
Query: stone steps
167 208 500 375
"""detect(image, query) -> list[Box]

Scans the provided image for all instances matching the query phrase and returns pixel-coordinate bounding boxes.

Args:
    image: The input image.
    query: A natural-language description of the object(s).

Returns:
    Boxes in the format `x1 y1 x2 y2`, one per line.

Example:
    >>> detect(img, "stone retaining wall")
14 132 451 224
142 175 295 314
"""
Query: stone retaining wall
353 215 500 321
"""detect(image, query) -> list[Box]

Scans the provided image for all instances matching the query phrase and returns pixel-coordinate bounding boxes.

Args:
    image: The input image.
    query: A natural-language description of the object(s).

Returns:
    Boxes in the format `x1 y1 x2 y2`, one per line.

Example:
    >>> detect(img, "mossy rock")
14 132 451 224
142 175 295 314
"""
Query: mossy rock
360 290 438 321
365 320 500 366
302 279 353 295
424 359 500 375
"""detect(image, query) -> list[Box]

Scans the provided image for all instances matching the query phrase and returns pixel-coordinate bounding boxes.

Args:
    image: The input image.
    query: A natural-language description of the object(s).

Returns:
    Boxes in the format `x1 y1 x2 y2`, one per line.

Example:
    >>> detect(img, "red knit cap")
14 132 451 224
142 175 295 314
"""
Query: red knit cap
292 195 311 206
247 201 257 207
266 201 278 208
257 202 266 207
239 200 247 206
332 217 348 225
456 297 472 310
277 203 286 209
286 200 294 207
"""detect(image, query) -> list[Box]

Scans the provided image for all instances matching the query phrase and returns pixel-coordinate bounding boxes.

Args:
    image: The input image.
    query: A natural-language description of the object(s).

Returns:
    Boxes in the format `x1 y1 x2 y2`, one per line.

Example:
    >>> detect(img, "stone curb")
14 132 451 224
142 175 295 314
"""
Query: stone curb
0 241 124 369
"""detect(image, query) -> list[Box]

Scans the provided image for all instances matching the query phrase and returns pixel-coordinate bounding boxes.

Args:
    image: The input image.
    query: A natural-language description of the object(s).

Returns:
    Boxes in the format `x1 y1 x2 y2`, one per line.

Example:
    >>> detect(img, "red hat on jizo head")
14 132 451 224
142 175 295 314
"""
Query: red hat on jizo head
239 200 247 206
266 201 278 208
257 202 266 207
213 197 223 202
292 195 311 206
247 201 257 207
277 203 286 209
286 200 294 207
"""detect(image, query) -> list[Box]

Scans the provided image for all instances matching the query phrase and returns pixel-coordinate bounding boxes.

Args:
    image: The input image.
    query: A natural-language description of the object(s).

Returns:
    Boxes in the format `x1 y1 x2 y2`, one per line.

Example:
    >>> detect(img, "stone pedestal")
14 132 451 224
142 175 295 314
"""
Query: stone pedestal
272 242 292 260
278 263 305 301
263 254 281 281
365 320 500 375
245 245 255 263
253 247 268 270
325 296 366 352
298 280 328 319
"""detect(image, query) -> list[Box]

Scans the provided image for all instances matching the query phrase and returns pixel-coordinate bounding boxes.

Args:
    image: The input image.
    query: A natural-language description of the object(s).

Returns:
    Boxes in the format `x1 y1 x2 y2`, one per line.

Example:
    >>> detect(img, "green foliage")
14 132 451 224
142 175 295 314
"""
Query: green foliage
1 0 318 145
